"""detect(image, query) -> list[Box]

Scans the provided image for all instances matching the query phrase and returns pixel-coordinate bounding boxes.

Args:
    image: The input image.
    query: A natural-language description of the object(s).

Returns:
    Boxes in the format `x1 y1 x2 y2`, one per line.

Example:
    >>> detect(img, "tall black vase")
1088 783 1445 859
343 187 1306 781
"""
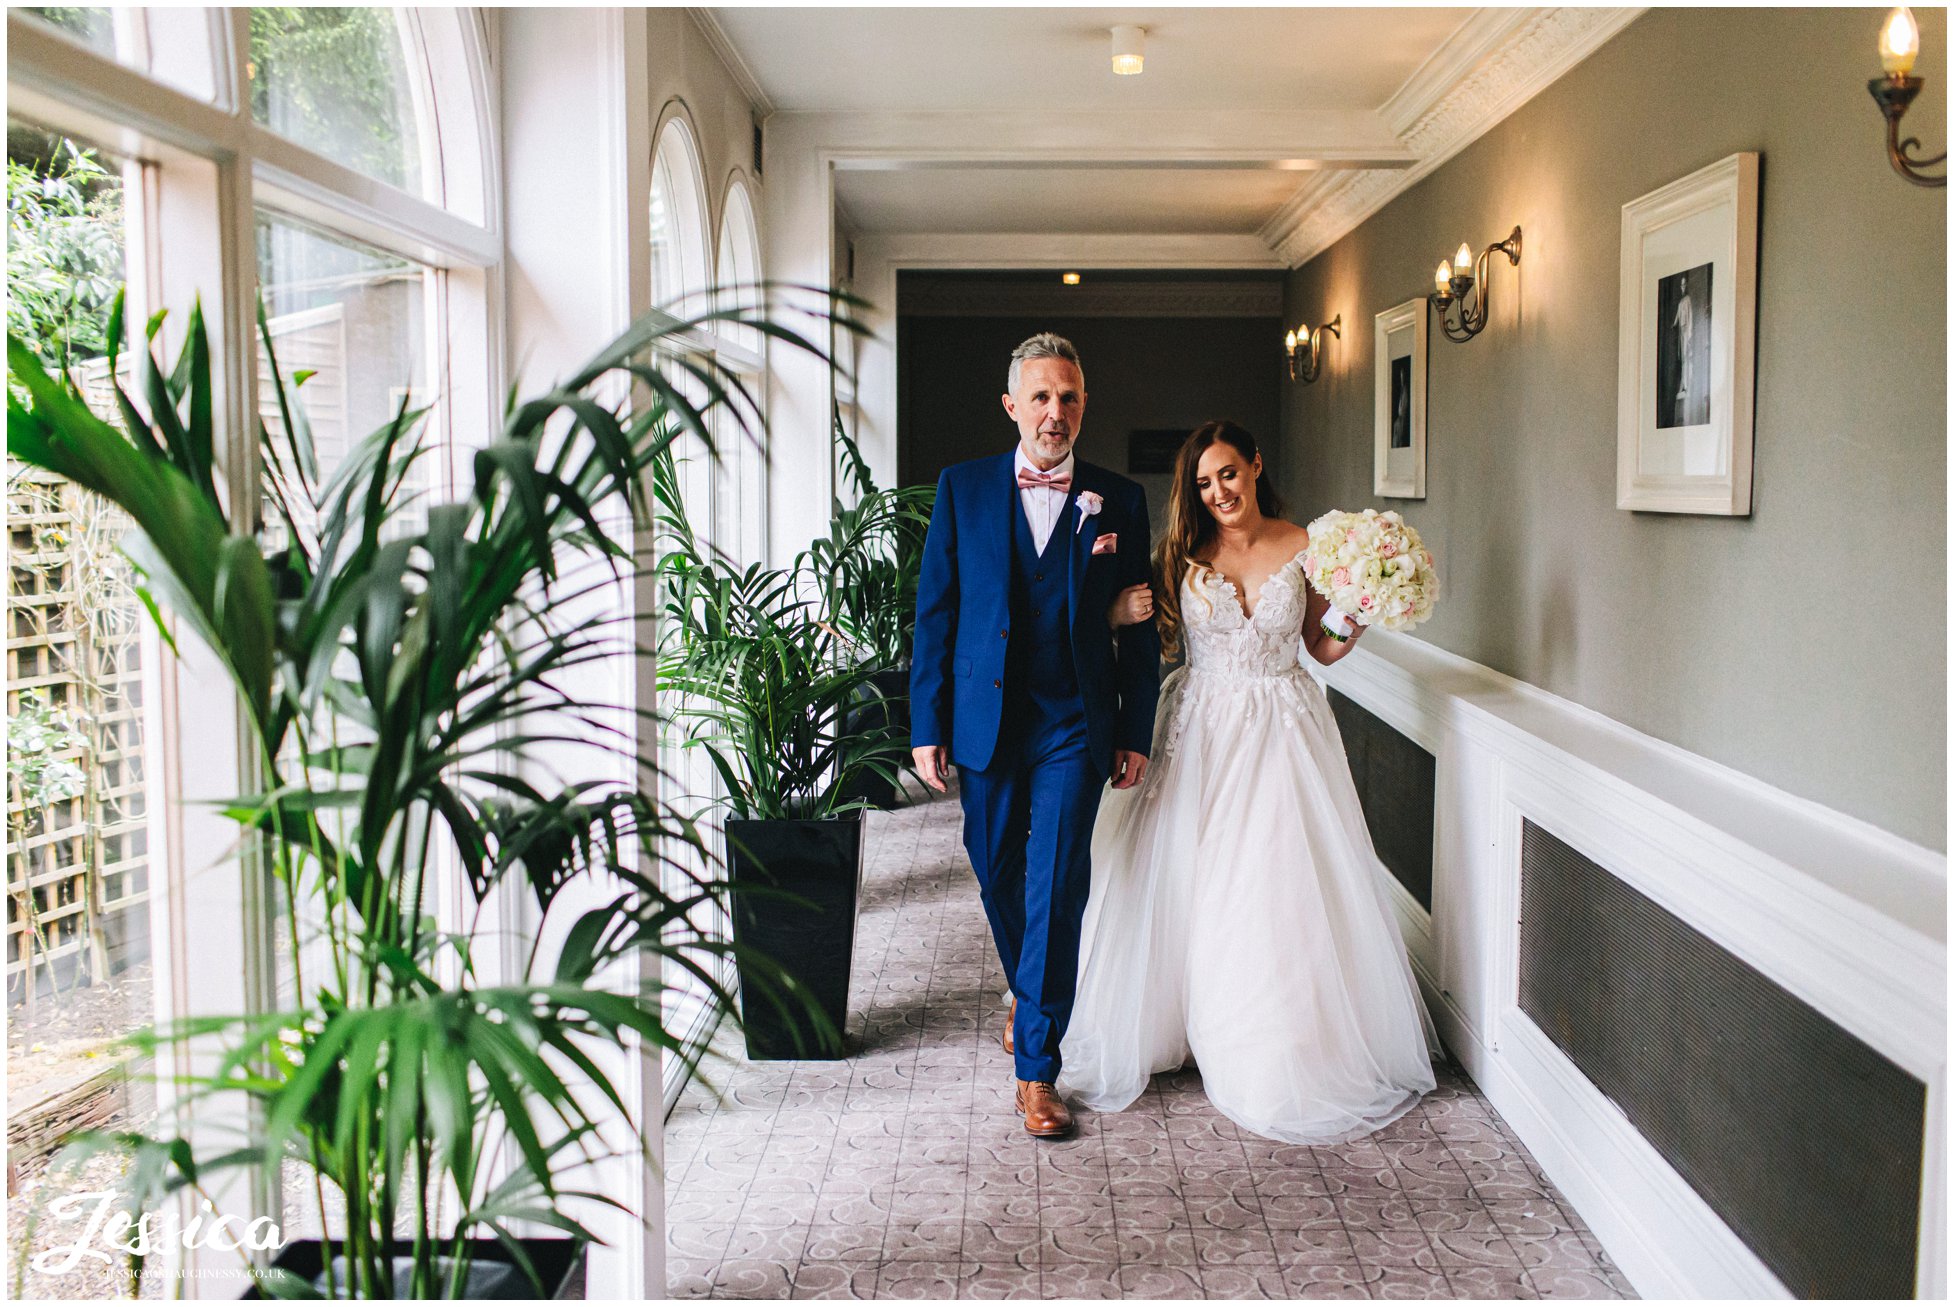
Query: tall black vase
834 667 911 810
726 816 862 1060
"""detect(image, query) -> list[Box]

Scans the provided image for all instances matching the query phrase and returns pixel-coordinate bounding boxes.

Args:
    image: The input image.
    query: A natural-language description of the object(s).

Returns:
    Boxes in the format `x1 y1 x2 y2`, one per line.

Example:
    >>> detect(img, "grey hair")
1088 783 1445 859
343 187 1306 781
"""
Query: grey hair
1007 332 1083 393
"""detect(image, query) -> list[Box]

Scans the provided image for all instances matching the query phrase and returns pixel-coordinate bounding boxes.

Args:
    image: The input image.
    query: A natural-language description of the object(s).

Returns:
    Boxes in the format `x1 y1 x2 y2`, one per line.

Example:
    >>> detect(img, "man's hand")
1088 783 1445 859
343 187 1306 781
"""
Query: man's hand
913 745 950 793
1106 582 1154 629
1110 749 1149 791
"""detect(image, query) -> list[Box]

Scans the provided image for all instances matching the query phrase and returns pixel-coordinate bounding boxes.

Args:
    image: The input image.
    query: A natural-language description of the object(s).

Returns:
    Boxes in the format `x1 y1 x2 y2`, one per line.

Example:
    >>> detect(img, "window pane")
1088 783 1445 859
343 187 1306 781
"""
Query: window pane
255 212 439 1237
255 212 430 511
650 151 681 309
255 210 433 987
249 7 427 196
18 8 217 102
6 123 165 1299
19 7 116 57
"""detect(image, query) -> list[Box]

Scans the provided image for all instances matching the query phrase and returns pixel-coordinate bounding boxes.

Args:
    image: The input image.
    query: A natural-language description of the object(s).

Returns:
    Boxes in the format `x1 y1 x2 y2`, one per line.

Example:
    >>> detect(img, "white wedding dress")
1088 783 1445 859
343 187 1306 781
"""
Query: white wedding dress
1060 552 1438 1143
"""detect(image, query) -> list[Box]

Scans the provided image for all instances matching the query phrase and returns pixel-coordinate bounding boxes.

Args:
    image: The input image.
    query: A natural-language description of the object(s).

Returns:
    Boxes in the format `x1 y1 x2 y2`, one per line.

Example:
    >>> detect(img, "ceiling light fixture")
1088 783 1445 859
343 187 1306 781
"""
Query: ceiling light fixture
1111 25 1145 76
1062 272 1082 285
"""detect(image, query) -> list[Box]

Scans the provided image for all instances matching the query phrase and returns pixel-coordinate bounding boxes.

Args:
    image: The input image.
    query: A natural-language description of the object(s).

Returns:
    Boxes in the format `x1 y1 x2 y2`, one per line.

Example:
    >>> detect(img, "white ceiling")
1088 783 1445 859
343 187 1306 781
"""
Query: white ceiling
697 7 1643 262
705 7 1475 115
834 168 1315 236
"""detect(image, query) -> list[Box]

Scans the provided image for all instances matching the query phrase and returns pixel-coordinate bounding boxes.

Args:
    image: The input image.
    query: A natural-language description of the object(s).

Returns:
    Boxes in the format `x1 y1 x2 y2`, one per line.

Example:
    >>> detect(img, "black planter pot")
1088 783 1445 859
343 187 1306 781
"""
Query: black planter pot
243 1236 584 1298
870 665 912 739
726 815 862 1060
835 666 912 810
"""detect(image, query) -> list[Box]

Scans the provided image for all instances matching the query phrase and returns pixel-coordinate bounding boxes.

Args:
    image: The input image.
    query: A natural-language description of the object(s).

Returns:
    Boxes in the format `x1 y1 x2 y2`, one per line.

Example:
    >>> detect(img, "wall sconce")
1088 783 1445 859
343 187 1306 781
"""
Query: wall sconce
1869 7 1945 187
1427 227 1522 343
1285 316 1339 383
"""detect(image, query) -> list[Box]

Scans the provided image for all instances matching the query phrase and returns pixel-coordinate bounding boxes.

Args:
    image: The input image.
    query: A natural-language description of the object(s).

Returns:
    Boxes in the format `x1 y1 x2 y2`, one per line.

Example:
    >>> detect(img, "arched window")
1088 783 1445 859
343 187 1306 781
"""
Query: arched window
715 178 766 569
6 9 500 1287
649 116 710 312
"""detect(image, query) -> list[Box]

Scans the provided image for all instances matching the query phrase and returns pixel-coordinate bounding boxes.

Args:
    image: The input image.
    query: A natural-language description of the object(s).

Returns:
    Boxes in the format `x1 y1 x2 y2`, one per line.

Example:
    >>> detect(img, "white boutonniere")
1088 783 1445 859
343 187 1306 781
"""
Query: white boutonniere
1075 490 1103 533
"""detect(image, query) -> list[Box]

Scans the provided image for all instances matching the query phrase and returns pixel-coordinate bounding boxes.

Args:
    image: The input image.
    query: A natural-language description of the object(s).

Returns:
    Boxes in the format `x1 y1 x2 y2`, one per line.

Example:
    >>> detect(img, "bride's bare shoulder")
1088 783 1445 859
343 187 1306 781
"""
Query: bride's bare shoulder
1273 519 1312 556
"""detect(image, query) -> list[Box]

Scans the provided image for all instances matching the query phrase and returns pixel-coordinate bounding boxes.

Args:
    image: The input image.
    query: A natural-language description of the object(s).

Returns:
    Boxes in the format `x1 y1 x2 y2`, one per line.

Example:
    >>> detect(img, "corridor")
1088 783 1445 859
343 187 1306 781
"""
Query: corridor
663 788 1636 1300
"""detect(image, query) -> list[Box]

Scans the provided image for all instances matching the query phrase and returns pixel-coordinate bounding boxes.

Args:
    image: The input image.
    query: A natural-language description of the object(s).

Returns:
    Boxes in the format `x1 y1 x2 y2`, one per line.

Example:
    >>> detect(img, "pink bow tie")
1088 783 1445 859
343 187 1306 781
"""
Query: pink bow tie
1017 468 1072 492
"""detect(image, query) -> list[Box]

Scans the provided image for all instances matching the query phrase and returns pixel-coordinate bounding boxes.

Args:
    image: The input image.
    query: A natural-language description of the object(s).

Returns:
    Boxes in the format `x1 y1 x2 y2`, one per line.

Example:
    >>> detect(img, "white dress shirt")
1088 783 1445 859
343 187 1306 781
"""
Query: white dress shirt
1015 449 1074 555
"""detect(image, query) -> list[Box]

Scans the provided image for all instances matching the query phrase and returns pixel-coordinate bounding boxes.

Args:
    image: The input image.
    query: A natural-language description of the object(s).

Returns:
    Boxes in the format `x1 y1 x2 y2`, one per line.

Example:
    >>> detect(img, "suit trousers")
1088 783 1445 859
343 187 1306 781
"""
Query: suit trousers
957 710 1104 1083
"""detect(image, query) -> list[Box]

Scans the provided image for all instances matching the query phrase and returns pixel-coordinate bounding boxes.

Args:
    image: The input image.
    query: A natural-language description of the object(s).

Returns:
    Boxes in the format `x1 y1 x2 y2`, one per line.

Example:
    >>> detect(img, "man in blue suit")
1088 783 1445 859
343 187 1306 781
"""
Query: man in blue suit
910 332 1160 1137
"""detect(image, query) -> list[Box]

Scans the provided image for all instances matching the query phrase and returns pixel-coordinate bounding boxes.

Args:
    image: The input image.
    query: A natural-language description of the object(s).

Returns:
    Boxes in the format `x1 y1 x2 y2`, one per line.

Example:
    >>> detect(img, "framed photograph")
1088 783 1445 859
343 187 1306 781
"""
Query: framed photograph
1373 298 1426 499
1617 152 1759 514
1127 427 1191 475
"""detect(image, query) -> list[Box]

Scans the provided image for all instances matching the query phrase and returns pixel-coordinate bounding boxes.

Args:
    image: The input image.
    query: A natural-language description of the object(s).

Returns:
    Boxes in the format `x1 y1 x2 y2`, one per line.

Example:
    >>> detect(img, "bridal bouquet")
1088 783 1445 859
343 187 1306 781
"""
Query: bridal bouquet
1301 508 1439 641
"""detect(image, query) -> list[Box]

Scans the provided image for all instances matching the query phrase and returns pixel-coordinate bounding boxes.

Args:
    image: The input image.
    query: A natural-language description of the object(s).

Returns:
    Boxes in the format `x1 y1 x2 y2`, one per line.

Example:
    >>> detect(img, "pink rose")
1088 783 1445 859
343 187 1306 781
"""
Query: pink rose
1332 567 1350 587
1358 594 1375 610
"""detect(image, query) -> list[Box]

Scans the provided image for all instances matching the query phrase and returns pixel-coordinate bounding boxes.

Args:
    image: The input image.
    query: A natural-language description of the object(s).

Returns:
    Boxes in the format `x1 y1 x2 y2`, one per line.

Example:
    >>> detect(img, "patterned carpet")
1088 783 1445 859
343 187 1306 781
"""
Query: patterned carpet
663 785 1636 1299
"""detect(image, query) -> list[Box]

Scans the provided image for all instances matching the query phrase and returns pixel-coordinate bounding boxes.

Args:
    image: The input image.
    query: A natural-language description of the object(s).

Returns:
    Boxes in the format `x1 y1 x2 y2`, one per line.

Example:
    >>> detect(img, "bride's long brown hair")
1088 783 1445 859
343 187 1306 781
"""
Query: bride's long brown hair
1152 420 1285 663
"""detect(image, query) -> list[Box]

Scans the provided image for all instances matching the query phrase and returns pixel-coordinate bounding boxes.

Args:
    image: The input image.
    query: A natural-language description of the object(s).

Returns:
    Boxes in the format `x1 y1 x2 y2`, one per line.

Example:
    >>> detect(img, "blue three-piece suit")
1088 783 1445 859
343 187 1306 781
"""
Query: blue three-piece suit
910 451 1160 1082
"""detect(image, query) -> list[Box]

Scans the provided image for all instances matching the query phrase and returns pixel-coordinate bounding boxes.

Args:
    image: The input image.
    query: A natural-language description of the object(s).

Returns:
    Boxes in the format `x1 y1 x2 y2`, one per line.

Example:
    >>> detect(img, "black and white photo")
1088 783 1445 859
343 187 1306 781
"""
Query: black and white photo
1390 354 1412 448
1655 262 1713 429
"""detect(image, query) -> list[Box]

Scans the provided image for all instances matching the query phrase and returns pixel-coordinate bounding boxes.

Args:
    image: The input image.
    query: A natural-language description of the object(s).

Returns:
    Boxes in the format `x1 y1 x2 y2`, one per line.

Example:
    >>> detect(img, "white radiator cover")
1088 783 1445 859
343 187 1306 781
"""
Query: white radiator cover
1311 631 1947 1300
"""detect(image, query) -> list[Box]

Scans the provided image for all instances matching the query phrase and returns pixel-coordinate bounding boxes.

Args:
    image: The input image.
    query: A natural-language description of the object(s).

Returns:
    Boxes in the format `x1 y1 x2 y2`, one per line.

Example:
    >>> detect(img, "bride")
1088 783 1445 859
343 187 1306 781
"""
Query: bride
1060 419 1438 1144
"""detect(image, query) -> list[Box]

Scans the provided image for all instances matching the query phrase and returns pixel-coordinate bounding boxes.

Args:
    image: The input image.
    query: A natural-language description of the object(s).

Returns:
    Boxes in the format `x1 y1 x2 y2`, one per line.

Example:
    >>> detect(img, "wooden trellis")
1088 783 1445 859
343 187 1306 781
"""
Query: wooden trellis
6 464 153 1013
4 303 348 1014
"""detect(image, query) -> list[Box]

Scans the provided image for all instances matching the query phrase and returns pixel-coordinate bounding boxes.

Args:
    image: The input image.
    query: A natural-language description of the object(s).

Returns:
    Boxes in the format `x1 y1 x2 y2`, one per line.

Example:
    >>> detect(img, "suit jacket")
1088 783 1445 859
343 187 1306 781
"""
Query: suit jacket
910 450 1161 777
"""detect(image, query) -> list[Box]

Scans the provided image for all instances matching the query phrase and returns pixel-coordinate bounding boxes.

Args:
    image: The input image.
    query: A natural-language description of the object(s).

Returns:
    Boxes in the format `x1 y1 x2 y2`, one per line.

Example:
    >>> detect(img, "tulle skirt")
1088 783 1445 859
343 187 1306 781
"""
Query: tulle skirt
1060 665 1438 1144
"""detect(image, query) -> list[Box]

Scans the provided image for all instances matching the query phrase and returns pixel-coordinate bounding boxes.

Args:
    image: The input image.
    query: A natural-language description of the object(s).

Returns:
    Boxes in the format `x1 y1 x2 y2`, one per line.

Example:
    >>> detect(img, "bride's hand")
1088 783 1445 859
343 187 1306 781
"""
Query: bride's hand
1107 583 1154 629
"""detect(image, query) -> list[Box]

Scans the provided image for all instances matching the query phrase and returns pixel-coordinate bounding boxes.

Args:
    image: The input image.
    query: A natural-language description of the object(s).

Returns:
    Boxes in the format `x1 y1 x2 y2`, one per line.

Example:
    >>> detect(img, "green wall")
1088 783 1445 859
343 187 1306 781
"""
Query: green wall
1282 7 1946 849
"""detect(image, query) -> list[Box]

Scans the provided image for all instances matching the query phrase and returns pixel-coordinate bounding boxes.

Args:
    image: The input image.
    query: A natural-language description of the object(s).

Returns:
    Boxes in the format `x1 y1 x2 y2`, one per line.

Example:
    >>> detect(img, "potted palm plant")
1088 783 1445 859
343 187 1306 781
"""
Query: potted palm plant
802 422 935 808
7 289 844 1297
651 448 908 1059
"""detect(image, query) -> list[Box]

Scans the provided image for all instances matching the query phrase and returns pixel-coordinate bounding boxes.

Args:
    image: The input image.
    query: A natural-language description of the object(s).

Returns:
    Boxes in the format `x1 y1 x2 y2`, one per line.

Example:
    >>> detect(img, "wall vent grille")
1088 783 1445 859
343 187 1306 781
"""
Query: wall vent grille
1326 687 1435 910
1517 819 1924 1299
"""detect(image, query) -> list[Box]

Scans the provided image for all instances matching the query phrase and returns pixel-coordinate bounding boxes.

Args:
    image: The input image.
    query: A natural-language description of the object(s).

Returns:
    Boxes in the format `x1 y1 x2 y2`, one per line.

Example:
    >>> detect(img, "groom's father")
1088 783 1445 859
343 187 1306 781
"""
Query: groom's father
910 332 1160 1137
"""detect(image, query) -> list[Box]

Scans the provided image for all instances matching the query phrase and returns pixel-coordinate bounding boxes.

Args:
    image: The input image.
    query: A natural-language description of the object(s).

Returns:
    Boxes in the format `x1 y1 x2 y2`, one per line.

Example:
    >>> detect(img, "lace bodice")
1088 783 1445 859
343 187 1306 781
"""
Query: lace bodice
1180 552 1311 680
1148 549 1332 778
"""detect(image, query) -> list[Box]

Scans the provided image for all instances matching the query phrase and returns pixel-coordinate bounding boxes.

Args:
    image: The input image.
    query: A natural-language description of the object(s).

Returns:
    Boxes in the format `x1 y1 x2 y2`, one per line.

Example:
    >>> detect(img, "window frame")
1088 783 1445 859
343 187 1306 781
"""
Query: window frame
7 9 503 1289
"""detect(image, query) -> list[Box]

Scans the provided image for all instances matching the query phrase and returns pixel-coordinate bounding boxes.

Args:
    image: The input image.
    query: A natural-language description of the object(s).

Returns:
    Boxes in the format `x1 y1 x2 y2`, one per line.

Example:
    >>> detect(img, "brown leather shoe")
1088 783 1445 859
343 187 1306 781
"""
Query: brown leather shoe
1003 996 1016 1055
1015 1079 1073 1137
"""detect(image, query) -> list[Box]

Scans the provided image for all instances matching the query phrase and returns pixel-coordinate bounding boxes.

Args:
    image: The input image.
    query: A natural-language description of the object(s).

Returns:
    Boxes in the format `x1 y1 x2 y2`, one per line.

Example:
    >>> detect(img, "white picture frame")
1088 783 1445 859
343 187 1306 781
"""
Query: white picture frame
1617 151 1759 515
1373 298 1427 499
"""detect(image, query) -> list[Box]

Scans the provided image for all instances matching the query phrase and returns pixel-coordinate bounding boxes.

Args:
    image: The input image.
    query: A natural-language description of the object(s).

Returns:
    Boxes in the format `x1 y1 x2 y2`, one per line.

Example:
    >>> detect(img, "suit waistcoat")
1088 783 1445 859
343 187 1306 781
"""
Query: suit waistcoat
1006 495 1079 717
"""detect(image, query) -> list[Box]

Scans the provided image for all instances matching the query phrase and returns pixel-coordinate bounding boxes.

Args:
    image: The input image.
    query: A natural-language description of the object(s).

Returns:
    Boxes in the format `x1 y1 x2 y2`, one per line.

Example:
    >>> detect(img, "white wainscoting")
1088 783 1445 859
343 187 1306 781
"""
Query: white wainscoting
1311 632 1947 1300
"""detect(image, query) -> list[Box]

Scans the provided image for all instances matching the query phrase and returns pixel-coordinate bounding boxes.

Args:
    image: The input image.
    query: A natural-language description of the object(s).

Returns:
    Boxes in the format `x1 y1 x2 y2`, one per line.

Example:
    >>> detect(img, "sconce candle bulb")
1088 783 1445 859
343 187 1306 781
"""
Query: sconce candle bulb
1882 6 1920 74
1869 7 1944 185
1435 261 1452 292
1454 242 1473 272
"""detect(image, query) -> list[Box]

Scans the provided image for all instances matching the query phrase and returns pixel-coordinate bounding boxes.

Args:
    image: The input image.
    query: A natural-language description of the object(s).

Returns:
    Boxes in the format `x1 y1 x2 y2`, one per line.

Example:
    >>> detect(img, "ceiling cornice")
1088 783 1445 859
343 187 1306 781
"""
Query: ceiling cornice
686 7 774 120
1259 6 1646 268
